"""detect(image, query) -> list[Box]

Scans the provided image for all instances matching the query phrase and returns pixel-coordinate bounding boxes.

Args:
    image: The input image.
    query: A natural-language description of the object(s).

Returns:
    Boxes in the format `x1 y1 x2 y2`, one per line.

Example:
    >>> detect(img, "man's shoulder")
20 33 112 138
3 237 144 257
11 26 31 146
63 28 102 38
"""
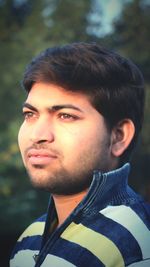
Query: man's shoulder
17 213 47 243
98 202 150 262
99 200 150 230
10 213 47 263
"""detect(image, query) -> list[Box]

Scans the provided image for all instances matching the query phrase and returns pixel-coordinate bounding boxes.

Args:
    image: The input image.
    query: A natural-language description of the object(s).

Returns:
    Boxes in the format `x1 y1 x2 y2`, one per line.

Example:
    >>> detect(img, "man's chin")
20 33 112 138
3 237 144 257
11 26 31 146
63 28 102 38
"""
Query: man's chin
26 165 93 195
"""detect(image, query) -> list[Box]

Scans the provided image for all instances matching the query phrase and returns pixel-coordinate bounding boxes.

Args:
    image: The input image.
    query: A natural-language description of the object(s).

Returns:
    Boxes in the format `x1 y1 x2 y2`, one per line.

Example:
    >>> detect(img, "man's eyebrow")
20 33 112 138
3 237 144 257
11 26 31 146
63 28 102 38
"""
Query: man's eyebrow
22 102 38 112
22 103 84 113
50 104 84 113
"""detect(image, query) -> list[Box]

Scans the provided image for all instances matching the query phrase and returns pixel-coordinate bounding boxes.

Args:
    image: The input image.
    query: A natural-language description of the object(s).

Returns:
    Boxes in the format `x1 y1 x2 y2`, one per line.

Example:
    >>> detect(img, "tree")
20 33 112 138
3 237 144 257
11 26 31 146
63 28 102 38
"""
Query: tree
110 0 150 80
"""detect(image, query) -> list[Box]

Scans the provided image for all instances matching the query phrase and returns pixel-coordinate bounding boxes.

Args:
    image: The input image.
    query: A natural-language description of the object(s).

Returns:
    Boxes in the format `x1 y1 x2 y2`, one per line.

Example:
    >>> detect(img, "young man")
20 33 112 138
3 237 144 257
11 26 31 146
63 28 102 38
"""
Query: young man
10 43 150 267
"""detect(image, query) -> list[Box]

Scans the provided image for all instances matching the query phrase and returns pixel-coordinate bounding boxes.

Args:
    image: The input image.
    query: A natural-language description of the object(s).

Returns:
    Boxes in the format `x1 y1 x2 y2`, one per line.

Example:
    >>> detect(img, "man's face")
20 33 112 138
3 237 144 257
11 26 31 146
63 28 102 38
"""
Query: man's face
18 82 115 195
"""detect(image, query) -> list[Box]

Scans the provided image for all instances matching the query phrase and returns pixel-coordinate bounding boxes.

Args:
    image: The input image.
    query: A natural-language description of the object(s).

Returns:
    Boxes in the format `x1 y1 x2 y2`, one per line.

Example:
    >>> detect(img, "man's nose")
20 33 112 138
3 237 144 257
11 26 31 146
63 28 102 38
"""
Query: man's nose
30 117 55 143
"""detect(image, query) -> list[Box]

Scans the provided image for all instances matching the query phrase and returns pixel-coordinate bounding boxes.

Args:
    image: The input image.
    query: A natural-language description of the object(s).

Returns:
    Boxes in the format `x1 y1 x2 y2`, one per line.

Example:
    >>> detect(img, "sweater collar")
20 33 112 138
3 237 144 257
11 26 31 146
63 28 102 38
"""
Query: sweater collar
42 163 137 247
72 163 139 215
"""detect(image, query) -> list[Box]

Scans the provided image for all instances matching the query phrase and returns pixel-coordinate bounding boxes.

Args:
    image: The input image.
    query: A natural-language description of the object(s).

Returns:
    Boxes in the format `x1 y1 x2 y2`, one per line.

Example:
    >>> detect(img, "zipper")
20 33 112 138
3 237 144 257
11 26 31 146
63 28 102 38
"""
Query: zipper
34 209 80 266
34 172 106 266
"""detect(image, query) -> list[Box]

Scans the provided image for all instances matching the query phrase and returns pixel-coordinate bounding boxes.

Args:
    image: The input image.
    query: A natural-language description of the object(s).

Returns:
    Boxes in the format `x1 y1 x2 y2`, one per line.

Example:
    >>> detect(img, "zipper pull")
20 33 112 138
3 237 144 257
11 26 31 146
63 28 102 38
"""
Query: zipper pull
33 254 39 263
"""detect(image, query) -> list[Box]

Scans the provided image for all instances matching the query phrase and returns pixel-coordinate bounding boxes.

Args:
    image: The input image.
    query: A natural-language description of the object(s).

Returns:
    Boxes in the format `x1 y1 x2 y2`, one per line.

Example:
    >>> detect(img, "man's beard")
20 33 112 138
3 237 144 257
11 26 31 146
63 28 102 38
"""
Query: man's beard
25 136 111 195
26 162 95 195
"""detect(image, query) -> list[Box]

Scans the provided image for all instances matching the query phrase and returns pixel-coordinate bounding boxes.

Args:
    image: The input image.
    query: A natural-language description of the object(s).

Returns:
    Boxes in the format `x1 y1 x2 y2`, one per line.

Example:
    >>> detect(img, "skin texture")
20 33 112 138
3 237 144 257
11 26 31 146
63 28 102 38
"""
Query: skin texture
18 82 118 195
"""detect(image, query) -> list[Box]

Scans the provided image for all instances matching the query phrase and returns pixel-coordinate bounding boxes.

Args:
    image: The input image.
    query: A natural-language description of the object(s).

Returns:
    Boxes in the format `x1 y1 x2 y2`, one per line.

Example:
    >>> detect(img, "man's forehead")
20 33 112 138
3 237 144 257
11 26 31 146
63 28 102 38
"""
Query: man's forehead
23 83 96 113
25 82 93 109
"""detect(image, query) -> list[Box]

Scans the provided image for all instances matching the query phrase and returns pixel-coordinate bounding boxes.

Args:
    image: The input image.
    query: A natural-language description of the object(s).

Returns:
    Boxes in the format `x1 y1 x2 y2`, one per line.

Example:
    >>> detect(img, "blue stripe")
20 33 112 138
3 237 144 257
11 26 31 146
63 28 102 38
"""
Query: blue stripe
77 212 143 265
130 202 150 230
51 237 105 267
10 235 42 258
35 214 47 222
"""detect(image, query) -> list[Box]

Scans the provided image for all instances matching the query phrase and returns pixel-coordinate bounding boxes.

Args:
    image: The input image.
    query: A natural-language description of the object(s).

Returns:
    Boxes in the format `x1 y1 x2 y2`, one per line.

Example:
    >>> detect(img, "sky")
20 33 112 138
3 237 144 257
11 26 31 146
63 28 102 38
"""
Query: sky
94 0 131 36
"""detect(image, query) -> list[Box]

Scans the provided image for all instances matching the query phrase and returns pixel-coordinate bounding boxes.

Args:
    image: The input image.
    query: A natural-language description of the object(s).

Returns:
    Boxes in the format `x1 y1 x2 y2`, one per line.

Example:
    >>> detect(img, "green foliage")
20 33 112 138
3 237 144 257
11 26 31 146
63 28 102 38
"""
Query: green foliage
110 0 150 80
45 0 93 43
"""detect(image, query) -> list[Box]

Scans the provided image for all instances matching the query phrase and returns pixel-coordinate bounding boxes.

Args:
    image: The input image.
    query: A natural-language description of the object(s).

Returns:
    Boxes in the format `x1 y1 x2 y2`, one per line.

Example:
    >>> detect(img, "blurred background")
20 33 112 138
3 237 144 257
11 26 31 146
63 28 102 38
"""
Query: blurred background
0 0 150 266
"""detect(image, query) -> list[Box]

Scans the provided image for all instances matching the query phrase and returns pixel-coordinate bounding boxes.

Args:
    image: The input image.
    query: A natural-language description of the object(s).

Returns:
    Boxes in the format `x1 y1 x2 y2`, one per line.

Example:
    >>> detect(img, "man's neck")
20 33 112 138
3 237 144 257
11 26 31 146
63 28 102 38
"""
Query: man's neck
52 190 88 227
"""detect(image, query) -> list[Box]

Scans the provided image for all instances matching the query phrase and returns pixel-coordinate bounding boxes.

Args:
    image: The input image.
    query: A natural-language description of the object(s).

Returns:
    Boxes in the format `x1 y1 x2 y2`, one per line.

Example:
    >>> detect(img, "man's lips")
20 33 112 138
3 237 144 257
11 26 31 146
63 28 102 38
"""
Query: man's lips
27 149 57 165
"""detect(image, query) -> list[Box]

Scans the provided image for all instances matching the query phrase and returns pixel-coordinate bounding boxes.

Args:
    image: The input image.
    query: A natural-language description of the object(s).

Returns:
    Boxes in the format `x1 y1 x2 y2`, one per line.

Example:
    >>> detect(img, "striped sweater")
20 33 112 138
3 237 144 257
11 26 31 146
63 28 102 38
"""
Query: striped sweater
10 164 150 267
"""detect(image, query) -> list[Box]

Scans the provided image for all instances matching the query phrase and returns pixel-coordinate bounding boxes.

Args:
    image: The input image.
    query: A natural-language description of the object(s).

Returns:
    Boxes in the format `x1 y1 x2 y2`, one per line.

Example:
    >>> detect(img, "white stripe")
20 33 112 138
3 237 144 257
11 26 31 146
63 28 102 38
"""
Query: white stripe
10 250 76 267
42 254 76 267
61 222 125 267
100 205 150 259
127 259 150 267
18 221 45 241
10 249 39 267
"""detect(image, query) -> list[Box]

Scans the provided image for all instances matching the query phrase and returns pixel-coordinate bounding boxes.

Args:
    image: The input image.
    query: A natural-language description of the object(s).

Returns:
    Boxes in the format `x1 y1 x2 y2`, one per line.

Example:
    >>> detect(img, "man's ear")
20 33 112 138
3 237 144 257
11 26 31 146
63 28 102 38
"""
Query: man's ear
111 119 135 157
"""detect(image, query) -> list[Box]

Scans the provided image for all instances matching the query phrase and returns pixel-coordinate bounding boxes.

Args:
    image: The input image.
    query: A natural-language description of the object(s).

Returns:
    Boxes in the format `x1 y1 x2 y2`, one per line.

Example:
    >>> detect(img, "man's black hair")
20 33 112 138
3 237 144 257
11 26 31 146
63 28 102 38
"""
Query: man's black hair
23 42 145 164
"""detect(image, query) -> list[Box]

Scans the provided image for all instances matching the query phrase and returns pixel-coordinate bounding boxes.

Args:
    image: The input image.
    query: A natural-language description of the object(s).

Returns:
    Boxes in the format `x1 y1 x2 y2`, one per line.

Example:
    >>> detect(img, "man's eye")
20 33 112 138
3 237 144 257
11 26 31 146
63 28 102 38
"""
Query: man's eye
58 113 78 121
22 111 35 120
